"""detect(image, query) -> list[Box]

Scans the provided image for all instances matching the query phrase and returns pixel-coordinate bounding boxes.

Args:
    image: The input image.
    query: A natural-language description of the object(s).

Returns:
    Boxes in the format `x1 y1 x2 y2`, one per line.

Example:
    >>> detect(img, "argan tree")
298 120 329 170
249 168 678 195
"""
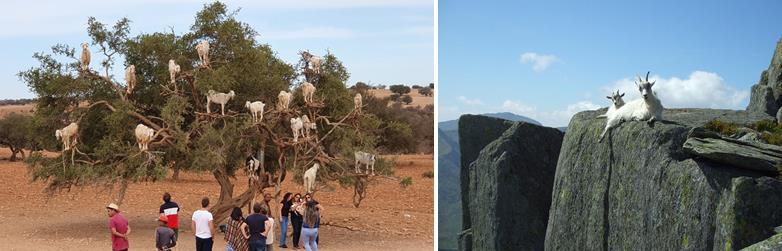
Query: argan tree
19 2 385 221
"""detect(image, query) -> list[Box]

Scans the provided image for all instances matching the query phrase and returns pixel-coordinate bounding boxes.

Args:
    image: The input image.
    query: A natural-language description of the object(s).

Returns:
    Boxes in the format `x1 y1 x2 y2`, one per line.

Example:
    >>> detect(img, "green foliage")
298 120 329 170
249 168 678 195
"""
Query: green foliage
429 83 434 89
17 1 387 202
418 87 432 97
401 95 413 104
389 84 411 95
365 95 433 153
0 113 34 161
704 120 739 136
421 170 434 178
753 119 779 133
351 82 369 93
399 176 413 188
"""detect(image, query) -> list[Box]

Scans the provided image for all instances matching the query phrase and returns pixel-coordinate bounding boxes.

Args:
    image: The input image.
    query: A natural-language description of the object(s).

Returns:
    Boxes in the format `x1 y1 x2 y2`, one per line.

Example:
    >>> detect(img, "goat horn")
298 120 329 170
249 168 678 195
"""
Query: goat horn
645 71 650 82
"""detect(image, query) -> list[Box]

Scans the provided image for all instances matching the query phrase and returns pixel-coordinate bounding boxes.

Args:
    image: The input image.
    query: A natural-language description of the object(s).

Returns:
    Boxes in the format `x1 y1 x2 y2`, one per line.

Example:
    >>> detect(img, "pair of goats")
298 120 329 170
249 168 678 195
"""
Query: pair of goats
597 72 664 142
290 115 317 143
56 123 156 152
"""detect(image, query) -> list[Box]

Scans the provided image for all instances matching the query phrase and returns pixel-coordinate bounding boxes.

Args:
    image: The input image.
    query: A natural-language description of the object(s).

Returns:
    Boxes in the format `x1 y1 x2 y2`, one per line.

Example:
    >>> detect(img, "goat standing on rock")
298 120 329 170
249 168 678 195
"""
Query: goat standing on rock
599 72 664 142
597 90 625 119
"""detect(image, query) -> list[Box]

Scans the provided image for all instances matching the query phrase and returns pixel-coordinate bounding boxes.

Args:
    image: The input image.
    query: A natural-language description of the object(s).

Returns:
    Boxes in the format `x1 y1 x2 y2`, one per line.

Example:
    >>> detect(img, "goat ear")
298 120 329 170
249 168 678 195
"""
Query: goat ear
650 81 655 87
620 93 625 97
606 96 612 99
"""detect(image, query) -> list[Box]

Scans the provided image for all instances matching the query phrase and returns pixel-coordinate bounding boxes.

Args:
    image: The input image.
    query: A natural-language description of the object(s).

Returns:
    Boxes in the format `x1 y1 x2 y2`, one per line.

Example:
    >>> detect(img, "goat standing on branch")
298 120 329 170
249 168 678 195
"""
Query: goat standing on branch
206 90 235 115
301 82 316 103
196 40 210 68
354 93 363 112
599 71 664 142
245 101 265 122
290 117 304 143
124 65 136 95
301 50 323 74
354 151 376 175
168 59 180 84
277 91 292 111
303 163 320 194
301 115 316 138
134 124 155 151
80 43 90 71
55 122 79 151
597 90 625 119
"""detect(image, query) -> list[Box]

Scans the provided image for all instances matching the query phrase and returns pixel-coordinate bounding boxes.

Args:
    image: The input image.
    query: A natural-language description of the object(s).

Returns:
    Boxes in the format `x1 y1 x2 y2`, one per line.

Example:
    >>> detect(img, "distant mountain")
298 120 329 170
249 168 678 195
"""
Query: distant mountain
437 112 541 250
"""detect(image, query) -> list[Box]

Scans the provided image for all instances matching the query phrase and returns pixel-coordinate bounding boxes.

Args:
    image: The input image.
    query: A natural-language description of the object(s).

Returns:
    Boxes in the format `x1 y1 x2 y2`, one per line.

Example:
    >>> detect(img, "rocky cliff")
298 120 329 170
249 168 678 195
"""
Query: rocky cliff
747 37 782 116
544 108 782 250
458 115 563 251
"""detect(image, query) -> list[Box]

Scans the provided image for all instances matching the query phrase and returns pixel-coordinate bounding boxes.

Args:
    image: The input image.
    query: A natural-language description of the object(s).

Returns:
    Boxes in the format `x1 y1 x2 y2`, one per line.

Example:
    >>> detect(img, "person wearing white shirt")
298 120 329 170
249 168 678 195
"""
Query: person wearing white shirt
192 197 215 251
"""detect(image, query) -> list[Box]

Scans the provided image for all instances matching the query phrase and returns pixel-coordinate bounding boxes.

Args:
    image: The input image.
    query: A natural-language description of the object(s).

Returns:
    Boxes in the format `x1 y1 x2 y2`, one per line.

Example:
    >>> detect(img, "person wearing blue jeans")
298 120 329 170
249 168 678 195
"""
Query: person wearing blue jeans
243 203 269 251
279 192 293 248
301 200 321 251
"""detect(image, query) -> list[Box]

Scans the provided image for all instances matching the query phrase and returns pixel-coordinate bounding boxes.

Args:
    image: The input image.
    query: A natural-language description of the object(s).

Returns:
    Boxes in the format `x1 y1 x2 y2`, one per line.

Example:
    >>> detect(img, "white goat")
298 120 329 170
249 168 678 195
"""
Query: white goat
290 117 304 143
301 115 317 138
245 101 266 122
302 51 323 74
354 93 363 111
354 151 376 175
80 43 90 71
55 122 79 151
246 155 260 182
599 72 664 142
301 82 316 103
168 59 180 84
135 124 155 151
206 90 235 115
596 90 625 119
303 163 320 194
196 40 210 68
125 65 136 95
277 91 292 111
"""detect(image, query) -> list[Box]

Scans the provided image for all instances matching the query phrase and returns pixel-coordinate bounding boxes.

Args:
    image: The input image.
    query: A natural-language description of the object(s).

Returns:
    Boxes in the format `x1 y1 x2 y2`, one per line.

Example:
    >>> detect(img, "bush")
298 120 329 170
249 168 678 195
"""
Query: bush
418 87 432 97
352 82 369 92
421 171 434 178
704 120 739 136
400 176 413 188
401 95 413 104
389 84 411 95
429 83 434 89
411 85 422 89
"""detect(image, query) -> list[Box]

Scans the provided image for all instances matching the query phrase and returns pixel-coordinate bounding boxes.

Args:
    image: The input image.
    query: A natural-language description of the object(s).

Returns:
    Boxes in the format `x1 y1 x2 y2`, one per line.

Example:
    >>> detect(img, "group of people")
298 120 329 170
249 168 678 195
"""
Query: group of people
104 191 323 251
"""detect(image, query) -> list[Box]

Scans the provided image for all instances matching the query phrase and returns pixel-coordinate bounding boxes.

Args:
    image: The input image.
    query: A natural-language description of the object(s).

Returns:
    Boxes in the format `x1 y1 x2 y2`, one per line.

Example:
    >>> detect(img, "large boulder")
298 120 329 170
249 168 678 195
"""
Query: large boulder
545 108 782 250
467 121 563 250
747 37 782 116
683 127 782 174
457 115 516 250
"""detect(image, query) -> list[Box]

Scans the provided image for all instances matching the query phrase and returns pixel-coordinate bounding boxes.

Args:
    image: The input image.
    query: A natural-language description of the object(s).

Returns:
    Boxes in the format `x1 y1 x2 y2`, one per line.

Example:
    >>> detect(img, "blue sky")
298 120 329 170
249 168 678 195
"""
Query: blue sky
439 0 782 126
0 0 433 99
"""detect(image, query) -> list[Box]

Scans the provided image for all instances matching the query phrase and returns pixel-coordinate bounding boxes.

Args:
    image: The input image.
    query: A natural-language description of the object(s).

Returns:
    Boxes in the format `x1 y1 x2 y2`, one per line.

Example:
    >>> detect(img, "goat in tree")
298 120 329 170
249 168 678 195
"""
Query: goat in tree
55 122 79 151
196 40 210 68
168 59 180 84
301 50 323 74
354 93 363 112
134 124 155 151
124 65 136 95
206 90 235 115
245 101 266 122
301 115 316 138
303 163 320 194
80 43 90 71
277 91 292 111
290 117 304 143
301 82 316 103
354 151 376 175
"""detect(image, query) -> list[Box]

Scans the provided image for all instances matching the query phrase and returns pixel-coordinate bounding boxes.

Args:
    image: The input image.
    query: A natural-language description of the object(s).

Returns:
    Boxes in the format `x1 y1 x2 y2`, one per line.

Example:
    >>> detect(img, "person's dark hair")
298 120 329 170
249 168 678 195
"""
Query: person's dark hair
294 193 302 200
201 197 210 208
163 192 171 203
304 193 312 200
281 192 292 203
261 205 269 215
253 203 262 213
230 207 243 221
304 199 320 227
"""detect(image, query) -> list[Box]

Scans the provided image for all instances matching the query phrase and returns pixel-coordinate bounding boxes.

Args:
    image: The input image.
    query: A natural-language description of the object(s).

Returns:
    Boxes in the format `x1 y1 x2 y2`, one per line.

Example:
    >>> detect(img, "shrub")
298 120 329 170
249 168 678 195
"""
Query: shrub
418 87 432 97
421 171 434 178
400 176 413 188
401 95 413 104
389 84 411 95
704 120 739 136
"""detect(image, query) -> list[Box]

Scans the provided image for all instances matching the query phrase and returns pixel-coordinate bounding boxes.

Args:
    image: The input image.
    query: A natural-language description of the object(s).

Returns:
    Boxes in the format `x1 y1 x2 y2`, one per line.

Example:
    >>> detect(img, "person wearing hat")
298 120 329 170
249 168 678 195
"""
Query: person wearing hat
106 203 131 251
156 215 177 251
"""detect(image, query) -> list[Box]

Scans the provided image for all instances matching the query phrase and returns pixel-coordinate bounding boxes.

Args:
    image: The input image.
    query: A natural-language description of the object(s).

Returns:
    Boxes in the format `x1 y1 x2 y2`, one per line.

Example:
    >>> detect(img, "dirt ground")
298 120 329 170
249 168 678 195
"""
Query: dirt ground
0 104 34 117
367 89 433 108
0 148 433 251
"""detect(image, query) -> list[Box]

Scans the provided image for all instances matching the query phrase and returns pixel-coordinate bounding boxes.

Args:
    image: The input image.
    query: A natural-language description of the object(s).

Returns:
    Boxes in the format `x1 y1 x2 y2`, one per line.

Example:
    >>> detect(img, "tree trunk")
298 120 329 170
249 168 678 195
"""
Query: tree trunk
210 167 259 224
115 179 129 205
9 147 18 162
172 166 180 181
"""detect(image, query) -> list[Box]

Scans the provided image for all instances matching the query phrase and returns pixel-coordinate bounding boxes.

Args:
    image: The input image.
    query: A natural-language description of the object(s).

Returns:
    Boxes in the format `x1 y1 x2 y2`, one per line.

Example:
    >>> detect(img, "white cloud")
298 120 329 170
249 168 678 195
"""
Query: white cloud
502 100 536 113
520 52 559 72
499 100 598 127
603 71 748 109
458 96 483 106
